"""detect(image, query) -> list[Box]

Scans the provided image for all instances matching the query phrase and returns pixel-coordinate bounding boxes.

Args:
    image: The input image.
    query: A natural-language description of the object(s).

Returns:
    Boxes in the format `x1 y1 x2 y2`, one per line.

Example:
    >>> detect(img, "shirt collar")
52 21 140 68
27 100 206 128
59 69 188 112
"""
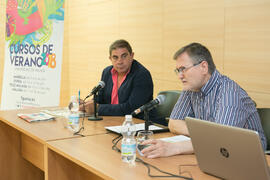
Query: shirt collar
200 69 220 95
110 67 131 76
111 68 118 75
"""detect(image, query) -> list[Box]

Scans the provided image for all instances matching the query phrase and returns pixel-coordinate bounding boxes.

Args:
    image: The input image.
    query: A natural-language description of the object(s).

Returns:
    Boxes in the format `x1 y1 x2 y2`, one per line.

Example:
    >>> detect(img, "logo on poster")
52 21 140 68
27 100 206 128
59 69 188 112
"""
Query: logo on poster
9 43 56 68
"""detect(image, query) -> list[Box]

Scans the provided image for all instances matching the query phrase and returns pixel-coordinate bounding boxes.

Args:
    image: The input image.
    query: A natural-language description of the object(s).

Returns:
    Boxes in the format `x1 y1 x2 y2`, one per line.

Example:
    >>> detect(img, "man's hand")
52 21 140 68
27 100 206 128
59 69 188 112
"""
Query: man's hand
140 139 193 158
79 100 94 115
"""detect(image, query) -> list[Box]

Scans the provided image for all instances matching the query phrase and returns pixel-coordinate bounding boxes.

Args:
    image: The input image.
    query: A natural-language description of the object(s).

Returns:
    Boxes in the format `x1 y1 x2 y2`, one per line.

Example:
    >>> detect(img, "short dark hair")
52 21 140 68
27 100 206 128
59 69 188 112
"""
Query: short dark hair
173 42 216 74
109 39 133 56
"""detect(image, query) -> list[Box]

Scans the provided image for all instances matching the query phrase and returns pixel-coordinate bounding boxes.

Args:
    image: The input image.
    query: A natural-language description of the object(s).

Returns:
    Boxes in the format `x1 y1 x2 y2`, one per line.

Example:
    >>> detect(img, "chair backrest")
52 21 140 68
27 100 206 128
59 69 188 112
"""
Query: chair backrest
257 108 270 150
155 90 181 125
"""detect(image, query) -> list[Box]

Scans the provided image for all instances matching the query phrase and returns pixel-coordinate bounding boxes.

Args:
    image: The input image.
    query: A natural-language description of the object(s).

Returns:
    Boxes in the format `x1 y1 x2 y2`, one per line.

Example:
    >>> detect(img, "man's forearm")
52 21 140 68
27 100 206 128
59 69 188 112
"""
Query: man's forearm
169 119 190 136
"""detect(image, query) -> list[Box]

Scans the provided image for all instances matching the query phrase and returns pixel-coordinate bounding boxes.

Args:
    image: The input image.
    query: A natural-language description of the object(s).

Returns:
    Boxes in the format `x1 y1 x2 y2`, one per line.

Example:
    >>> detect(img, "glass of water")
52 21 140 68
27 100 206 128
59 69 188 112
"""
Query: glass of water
136 130 153 156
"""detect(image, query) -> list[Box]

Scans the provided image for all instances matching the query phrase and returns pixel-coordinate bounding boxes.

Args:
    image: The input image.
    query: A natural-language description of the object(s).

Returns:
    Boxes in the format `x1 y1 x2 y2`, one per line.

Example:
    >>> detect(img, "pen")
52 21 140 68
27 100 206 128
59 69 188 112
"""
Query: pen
78 89 80 104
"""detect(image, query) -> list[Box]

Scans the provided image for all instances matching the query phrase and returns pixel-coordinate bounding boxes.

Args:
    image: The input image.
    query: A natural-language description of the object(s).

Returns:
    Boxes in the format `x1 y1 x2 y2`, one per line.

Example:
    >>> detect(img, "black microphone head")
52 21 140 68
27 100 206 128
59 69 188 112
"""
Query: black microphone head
98 81 105 88
156 94 165 105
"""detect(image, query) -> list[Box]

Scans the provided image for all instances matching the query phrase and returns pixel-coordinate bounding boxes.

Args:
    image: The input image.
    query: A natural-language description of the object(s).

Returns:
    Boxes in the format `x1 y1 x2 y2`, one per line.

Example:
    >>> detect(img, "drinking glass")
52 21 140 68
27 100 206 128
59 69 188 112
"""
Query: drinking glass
136 130 153 156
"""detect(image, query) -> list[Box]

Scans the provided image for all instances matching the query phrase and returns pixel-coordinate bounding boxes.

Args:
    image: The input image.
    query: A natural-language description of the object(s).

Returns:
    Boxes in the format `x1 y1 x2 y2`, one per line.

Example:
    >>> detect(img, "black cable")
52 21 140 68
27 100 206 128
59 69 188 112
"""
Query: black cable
178 164 197 179
111 135 193 179
136 157 193 179
112 134 122 153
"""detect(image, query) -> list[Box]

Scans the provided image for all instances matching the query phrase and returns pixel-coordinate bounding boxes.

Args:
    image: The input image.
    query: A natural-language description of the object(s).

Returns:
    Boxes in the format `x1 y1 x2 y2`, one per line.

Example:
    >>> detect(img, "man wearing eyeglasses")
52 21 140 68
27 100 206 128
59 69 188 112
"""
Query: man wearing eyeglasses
141 42 266 158
80 39 157 122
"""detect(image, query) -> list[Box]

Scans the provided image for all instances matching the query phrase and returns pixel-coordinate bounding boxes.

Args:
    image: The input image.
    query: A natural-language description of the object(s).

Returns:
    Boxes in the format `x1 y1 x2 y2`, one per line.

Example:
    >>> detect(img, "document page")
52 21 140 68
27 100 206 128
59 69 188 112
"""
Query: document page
42 107 90 118
105 123 163 134
160 135 190 143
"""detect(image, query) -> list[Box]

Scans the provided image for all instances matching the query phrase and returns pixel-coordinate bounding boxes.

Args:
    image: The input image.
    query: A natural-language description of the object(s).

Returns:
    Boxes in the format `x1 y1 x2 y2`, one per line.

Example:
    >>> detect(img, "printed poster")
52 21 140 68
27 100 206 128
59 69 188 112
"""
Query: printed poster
1 0 65 110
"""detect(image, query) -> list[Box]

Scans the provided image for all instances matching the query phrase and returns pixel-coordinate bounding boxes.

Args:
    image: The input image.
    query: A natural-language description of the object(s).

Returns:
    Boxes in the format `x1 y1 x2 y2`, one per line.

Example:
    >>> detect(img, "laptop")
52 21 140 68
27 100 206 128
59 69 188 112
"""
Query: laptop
185 117 270 180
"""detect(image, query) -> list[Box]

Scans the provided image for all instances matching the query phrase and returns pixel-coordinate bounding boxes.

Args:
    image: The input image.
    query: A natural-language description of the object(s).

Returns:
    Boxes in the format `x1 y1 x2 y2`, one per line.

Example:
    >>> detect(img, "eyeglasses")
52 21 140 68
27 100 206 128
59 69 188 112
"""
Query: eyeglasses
174 61 202 75
111 53 129 62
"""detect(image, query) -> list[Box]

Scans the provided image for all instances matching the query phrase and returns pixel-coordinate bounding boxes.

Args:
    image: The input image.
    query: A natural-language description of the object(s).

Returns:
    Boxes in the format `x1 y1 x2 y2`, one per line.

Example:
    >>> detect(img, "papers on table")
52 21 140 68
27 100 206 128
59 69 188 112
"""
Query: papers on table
42 108 70 118
41 107 90 118
105 123 163 134
160 135 190 143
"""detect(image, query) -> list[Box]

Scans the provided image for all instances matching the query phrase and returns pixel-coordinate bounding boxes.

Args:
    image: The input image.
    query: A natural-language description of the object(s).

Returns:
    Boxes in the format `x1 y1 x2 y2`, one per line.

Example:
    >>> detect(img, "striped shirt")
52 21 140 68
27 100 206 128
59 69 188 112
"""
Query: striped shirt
170 70 267 150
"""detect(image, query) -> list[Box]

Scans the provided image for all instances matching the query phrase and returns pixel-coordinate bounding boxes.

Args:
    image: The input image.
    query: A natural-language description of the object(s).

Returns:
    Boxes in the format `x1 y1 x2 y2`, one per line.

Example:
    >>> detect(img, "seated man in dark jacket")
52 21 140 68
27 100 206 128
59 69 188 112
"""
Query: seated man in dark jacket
80 39 157 122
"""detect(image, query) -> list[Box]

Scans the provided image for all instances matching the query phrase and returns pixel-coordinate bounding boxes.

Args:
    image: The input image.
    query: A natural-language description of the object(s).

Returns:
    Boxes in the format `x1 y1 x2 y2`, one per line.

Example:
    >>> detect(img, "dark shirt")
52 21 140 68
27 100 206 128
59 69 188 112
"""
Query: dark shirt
97 60 157 122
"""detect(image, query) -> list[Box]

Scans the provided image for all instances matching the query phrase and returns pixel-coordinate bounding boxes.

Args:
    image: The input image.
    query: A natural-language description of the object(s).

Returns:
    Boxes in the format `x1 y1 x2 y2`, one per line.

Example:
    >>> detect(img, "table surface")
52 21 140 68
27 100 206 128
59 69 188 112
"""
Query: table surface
47 133 222 180
1 107 270 180
0 107 143 143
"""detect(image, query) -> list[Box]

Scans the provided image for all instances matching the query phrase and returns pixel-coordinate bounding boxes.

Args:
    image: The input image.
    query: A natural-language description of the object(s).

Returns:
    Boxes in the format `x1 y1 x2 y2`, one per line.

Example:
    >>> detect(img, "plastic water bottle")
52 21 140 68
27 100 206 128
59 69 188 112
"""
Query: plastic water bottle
121 115 136 164
68 95 80 132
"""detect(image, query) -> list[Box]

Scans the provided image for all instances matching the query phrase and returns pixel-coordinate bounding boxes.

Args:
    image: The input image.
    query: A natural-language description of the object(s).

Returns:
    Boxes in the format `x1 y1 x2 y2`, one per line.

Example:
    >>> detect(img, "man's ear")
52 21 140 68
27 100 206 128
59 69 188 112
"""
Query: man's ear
201 61 209 74
130 52 134 59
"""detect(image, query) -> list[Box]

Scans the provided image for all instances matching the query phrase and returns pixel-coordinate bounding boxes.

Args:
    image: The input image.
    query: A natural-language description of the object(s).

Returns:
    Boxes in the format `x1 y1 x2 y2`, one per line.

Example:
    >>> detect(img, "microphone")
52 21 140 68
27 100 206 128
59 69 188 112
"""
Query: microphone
132 95 165 116
86 81 105 99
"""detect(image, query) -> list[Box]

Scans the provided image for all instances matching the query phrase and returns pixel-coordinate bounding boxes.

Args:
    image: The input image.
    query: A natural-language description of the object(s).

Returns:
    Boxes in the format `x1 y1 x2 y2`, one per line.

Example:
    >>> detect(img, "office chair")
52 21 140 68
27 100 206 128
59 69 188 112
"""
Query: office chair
155 90 181 126
257 108 270 151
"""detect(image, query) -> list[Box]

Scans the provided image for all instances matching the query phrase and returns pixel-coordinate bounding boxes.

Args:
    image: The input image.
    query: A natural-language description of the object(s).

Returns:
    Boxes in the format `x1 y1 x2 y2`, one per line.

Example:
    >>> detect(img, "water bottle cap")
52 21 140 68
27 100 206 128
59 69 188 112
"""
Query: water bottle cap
71 95 77 102
125 114 132 120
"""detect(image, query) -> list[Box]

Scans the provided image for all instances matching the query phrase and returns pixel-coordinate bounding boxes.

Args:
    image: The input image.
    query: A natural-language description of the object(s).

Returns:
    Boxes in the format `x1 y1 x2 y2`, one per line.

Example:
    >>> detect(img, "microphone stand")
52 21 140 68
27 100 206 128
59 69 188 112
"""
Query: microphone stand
144 109 151 131
88 93 103 121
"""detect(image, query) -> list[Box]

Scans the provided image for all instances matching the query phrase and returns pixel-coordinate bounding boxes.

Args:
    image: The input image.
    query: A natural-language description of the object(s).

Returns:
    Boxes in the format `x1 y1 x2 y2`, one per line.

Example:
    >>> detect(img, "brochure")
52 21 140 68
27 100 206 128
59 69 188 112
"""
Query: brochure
17 112 55 123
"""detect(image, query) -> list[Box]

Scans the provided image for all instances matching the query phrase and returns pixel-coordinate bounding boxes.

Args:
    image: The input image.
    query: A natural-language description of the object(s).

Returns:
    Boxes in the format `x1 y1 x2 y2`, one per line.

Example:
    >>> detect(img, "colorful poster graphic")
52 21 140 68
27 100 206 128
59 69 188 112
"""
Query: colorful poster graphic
1 0 65 110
